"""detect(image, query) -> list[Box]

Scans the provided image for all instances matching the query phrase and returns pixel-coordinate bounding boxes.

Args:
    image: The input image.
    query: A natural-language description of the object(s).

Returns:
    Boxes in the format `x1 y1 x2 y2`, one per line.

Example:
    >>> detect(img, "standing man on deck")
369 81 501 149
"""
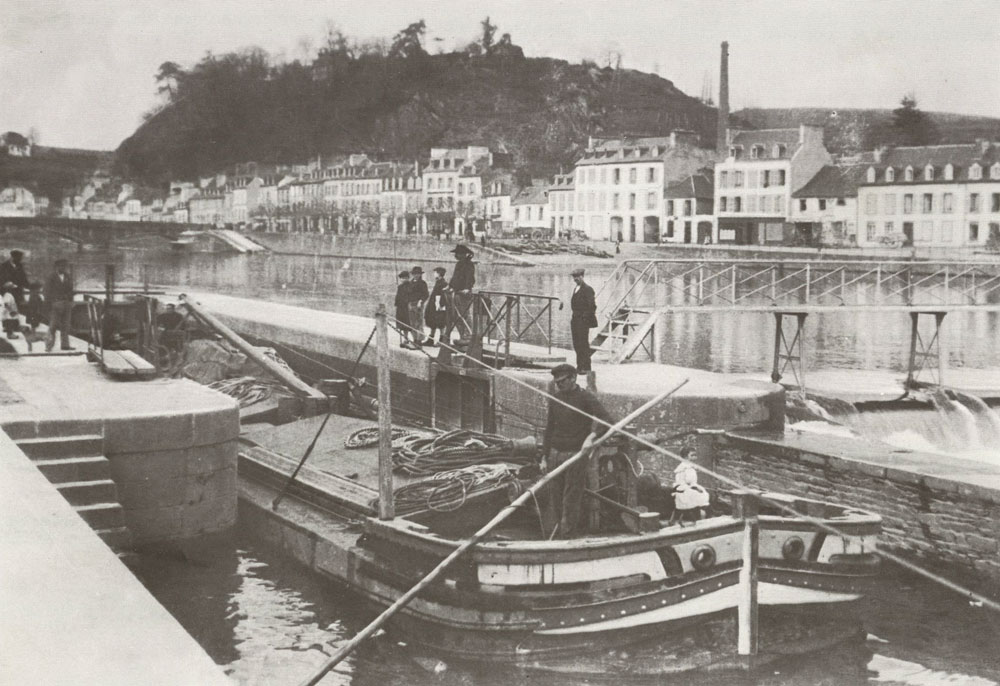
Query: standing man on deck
44 258 74 351
447 244 475 344
569 268 597 374
407 266 429 346
540 363 614 538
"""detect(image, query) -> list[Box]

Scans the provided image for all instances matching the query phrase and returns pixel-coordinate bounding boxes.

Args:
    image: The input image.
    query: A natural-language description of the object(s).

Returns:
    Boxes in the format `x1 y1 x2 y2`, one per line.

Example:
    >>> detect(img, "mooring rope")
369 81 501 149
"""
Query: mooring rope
374 464 519 515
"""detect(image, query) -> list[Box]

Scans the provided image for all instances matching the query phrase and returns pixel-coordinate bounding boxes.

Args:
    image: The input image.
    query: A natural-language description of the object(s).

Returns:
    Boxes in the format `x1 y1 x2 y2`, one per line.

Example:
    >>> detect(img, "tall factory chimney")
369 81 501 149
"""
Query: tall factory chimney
716 41 730 155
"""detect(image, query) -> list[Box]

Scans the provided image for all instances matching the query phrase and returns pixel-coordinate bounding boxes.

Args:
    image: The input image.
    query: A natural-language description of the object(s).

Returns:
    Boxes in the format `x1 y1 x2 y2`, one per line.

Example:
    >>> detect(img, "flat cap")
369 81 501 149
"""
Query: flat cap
397 270 411 278
550 363 577 379
570 268 585 277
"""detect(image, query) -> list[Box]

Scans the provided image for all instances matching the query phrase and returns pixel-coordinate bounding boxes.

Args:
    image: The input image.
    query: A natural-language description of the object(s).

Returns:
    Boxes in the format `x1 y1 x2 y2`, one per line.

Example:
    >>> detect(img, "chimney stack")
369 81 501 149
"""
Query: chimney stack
716 41 730 156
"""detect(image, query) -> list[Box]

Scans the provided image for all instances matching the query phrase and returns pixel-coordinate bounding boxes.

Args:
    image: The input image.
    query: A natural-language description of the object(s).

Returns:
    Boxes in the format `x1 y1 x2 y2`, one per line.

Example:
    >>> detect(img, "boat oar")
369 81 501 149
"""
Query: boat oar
298 379 689 686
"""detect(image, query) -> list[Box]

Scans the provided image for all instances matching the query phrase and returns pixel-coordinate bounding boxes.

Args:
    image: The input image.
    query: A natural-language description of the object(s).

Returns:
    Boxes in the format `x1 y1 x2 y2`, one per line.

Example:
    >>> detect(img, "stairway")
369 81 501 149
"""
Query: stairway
16 434 133 554
589 306 652 359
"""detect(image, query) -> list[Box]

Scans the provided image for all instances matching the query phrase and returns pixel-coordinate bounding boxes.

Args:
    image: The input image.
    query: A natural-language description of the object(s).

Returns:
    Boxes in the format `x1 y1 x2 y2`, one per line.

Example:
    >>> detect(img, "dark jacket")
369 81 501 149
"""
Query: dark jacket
542 384 613 453
408 278 429 305
570 281 597 328
45 271 74 303
449 258 475 292
394 281 411 323
425 279 447 326
0 259 29 302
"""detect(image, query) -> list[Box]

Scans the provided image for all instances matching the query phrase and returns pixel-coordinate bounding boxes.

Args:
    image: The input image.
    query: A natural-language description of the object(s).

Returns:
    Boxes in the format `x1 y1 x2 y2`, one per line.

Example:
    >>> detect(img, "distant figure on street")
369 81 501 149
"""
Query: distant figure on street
615 239 621 255
394 270 414 348
408 266 429 346
569 267 597 374
424 267 448 347
44 258 74 351
446 244 476 344
616 230 624 244
540 363 614 538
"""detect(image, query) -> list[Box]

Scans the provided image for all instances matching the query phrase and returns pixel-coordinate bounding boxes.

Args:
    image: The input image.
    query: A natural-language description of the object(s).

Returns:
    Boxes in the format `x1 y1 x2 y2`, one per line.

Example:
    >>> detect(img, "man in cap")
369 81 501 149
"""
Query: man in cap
539 363 614 538
407 266 428 346
446 244 476 344
569 267 597 374
44 258 74 351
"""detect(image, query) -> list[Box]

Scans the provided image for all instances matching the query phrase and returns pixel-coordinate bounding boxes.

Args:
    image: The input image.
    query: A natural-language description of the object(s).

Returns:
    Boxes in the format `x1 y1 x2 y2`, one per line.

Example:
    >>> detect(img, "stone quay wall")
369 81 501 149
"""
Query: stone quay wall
712 433 1000 596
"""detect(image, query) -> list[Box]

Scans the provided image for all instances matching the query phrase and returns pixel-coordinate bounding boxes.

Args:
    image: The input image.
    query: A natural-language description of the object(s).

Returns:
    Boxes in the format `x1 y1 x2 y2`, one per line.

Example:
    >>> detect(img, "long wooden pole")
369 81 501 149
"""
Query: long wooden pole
298 379 688 686
734 489 760 665
376 304 394 520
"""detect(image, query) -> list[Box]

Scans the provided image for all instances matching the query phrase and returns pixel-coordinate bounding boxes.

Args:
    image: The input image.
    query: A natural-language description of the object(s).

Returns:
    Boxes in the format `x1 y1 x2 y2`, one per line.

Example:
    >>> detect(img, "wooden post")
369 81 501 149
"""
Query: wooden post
770 312 783 383
904 311 919 390
734 489 759 666
695 430 720 490
376 303 394 520
104 264 115 303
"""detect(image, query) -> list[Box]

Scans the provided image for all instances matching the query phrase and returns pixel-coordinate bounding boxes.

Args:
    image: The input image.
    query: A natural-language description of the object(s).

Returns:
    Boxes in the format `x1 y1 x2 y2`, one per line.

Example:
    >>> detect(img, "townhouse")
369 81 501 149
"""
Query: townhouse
789 164 863 246
421 146 512 237
547 173 575 238
0 185 39 217
664 170 715 244
714 125 831 245
510 183 549 237
482 171 516 235
573 132 716 243
854 141 1000 248
378 162 422 234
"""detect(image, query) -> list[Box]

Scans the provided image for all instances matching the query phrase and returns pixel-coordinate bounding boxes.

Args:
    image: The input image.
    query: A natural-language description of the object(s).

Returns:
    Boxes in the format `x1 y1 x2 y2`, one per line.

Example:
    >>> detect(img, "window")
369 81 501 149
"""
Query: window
747 195 757 213
992 163 1000 180
751 145 762 159
719 196 728 212
865 193 878 215
885 221 894 235
774 169 786 186
944 164 954 180
943 193 954 213
905 166 914 182
612 193 620 210
733 196 742 212
866 222 877 241
719 171 728 188
646 191 657 210
613 169 621 184
762 170 770 188
666 200 674 215
734 171 744 187
760 195 770 212
629 168 637 183
646 167 656 183
924 165 935 181
941 220 953 242
458 182 465 195
903 194 913 214
993 193 1000 212
684 200 693 216
970 164 982 180
774 144 787 157
628 193 636 210
775 195 785 213
969 222 980 242
799 199 807 211
884 194 895 214
922 193 933 213
970 193 980 213
600 168 607 184
867 167 876 183
886 167 895 182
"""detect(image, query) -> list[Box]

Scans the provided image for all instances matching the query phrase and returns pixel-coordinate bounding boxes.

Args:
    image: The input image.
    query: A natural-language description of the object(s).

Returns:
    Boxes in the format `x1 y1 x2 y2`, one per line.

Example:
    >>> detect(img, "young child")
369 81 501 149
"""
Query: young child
424 267 447 346
1 284 20 340
669 450 710 525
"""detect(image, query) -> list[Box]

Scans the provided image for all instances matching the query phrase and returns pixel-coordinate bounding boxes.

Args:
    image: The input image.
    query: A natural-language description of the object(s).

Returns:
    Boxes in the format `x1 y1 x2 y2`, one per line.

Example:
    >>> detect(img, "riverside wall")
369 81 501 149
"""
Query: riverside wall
711 431 1000 596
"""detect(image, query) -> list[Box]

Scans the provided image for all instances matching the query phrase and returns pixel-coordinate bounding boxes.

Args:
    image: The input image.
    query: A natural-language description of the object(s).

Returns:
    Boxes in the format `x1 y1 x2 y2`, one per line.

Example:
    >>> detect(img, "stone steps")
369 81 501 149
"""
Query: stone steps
34 455 111 483
56 479 119 507
16 434 104 459
75 502 126 531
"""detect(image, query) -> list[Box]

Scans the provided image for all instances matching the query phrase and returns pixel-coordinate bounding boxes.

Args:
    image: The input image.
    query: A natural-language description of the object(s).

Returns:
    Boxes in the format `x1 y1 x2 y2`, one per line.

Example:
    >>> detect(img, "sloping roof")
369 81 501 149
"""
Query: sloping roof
664 170 714 199
856 142 1000 183
511 185 548 206
729 128 801 159
548 172 575 191
792 165 867 198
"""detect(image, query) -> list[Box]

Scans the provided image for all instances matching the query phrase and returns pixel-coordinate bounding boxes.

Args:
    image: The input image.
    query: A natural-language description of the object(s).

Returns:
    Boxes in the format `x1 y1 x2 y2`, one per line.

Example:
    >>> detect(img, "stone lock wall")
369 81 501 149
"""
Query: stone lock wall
713 434 1000 594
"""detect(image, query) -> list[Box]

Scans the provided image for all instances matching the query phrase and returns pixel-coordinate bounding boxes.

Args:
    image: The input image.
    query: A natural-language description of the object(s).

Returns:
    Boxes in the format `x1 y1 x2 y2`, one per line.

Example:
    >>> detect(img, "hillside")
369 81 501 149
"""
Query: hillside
115 48 717 183
0 146 112 204
735 107 1000 154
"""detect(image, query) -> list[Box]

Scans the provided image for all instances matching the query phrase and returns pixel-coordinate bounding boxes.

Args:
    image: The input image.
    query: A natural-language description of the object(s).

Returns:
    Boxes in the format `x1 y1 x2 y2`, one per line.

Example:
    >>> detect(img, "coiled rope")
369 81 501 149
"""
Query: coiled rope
371 464 519 515
344 426 412 449
392 428 533 477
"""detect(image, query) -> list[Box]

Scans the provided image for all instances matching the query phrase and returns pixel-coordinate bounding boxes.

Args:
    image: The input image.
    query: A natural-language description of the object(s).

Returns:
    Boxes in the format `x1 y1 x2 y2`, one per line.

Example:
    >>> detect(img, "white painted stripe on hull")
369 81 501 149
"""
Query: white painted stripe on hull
536 586 739 635
759 582 861 605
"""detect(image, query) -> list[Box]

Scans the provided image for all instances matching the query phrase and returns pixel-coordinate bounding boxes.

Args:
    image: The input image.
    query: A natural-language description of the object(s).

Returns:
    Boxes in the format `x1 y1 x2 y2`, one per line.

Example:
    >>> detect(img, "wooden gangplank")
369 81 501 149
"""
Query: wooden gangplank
89 348 157 380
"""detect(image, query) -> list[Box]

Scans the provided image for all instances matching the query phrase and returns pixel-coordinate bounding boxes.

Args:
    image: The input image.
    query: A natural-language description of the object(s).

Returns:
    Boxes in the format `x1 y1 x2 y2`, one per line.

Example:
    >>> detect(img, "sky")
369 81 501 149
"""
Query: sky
2 0 998 151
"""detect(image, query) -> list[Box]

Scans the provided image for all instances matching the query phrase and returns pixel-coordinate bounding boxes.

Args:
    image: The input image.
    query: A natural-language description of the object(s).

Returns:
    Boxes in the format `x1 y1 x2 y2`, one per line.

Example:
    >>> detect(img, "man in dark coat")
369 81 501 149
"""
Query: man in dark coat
447 244 476 343
0 249 32 324
424 267 447 346
44 258 74 351
394 270 414 348
569 267 597 373
407 266 429 346
540 363 614 538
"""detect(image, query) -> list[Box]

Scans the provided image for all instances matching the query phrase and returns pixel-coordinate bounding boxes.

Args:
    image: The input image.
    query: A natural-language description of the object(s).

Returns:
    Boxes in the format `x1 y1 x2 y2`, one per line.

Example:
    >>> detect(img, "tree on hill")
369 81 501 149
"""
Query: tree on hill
891 94 939 146
389 20 426 60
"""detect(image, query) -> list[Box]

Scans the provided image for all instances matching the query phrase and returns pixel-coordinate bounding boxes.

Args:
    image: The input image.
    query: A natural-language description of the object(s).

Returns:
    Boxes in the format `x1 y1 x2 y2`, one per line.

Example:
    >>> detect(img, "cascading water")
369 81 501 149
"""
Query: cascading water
829 388 1000 464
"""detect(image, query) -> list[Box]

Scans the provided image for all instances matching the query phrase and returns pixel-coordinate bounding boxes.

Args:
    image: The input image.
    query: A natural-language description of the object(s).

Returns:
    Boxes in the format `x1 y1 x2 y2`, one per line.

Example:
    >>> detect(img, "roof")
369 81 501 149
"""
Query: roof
664 170 714 200
511 185 548 206
728 128 801 160
793 165 868 198
856 142 1000 184
548 172 575 191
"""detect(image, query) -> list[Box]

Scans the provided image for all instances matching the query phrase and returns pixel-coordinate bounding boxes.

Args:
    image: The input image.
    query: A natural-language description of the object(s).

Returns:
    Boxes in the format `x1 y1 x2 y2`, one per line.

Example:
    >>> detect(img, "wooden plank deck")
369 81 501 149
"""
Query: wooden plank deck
90 348 157 379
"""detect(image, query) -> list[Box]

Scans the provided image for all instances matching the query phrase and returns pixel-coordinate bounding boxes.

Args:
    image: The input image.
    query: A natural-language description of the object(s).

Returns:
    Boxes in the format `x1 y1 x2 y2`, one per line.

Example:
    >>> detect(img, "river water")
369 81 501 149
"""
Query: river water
18 242 1000 682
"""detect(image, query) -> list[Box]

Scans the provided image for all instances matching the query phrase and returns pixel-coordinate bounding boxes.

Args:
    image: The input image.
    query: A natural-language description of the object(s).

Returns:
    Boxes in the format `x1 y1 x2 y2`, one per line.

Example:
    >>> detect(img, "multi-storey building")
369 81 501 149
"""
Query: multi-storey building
715 125 831 245
511 183 549 237
854 142 1000 248
547 173 575 238
378 163 423 234
664 170 715 244
573 132 716 243
482 171 515 235
789 164 863 246
421 146 512 237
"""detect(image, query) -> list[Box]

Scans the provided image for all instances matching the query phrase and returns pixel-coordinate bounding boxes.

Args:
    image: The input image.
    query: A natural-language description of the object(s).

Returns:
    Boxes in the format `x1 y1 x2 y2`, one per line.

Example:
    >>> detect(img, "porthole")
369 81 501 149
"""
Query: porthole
782 536 805 561
690 545 716 570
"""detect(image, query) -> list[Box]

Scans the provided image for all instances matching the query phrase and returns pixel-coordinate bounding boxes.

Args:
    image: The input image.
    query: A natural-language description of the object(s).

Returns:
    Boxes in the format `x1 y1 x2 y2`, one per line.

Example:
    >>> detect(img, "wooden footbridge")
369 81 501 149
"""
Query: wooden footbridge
590 259 1000 394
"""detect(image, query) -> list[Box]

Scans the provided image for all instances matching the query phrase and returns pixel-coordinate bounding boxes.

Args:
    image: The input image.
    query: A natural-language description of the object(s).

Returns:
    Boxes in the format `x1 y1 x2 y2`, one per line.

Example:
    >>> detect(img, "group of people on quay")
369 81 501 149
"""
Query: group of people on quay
0 250 75 352
393 243 476 349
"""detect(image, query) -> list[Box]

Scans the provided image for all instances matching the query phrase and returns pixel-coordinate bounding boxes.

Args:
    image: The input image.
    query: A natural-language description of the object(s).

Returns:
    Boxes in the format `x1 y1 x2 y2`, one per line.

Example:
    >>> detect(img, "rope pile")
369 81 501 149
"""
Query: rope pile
344 426 412 449
372 464 519 515
392 428 533 477
207 376 288 408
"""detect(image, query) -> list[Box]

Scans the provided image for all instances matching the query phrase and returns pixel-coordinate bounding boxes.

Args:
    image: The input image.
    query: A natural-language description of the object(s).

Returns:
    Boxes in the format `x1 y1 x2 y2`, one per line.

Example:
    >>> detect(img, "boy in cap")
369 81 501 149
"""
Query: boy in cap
424 267 448 346
446 244 476 344
539 363 614 538
407 266 428 346
569 267 597 373
394 270 414 348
